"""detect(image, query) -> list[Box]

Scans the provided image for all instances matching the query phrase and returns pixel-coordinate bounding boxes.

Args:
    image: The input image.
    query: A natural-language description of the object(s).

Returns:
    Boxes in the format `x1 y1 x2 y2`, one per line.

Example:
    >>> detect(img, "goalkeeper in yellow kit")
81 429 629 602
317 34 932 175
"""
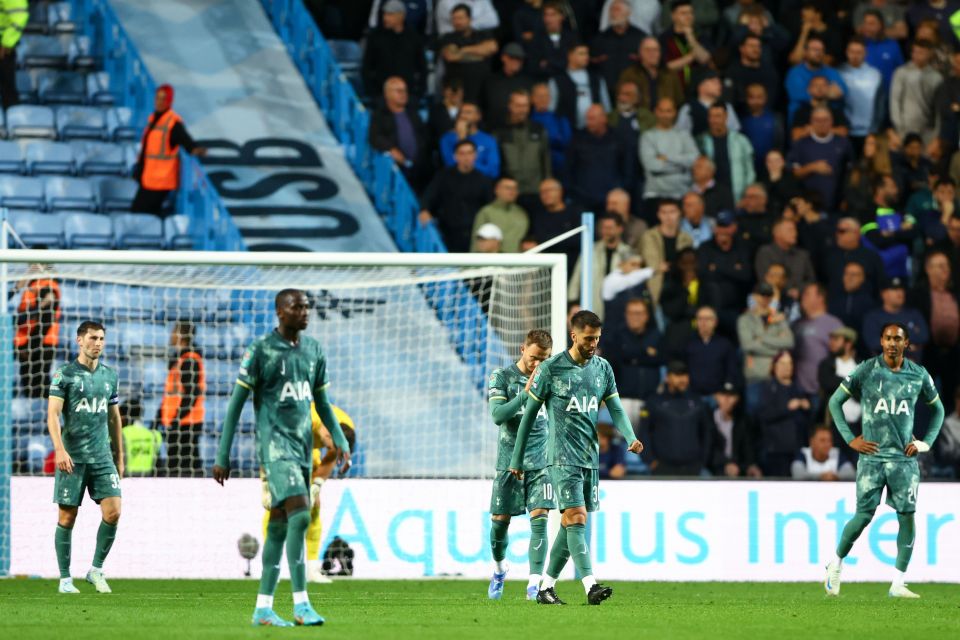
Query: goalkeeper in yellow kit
261 403 356 583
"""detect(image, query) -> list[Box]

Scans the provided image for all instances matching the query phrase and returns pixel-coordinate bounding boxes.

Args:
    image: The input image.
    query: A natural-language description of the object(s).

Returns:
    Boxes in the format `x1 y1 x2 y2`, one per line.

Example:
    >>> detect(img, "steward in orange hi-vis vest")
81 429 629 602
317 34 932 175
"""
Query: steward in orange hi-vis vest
14 268 60 399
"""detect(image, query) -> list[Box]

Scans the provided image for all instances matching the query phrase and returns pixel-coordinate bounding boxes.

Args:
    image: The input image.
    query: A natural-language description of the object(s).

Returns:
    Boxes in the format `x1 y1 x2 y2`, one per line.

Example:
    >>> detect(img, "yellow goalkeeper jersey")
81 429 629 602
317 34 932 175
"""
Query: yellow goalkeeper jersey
310 403 355 471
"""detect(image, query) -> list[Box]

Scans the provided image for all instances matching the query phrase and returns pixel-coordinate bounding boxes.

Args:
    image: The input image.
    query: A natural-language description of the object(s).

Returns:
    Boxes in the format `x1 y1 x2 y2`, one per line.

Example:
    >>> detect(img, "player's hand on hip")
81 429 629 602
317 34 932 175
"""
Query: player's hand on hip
337 449 352 475
904 442 919 457
508 467 523 481
849 435 879 455
628 440 644 455
55 449 73 474
212 464 230 485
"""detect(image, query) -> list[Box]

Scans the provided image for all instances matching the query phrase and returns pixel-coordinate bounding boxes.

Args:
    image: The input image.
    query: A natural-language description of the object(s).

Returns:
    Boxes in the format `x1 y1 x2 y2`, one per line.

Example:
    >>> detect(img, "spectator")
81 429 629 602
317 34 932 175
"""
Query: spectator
731 3 791 66
737 181 775 258
495 89 551 204
618 36 685 113
790 75 851 142
827 261 879 330
598 421 629 479
591 0 646 101
711 382 762 478
158 321 206 477
738 283 796 393
565 104 628 211
918 177 959 247
748 261 800 323
529 178 582 270
698 210 753 337
788 107 854 211
132 85 206 216
13 260 60 398
725 33 780 111
439 102 501 178
792 283 843 396
473 222 503 253
851 1 908 41
639 98 699 217
640 198 694 304
817 326 862 427
603 298 664 419
428 76 465 154
549 43 611 130
471 176 529 253
755 218 816 296
370 77 429 188
909 250 960 404
838 36 883 153
761 150 801 219
482 43 533 131
420 140 495 252
530 81 572 175
790 191 833 279
676 71 741 138
906 0 960 48
824 214 886 295
121 398 163 476
368 0 431 33
524 0 578 80
608 80 651 192
686 305 740 396
658 0 713 94
600 252 658 331
861 277 930 359
933 50 960 162
890 39 944 144
740 84 784 178
569 213 633 314
660 247 718 356
642 360 714 476
697 103 755 203
860 174 917 279
787 1 844 66
844 131 894 215
0 0 26 110
791 425 855 480
896 133 934 200
435 0 499 37
362 1 427 98
784 35 847 125
439 4 499 103
756 351 812 477
605 187 648 248
680 191 714 248
858 9 904 91
691 156 735 217
599 0 661 35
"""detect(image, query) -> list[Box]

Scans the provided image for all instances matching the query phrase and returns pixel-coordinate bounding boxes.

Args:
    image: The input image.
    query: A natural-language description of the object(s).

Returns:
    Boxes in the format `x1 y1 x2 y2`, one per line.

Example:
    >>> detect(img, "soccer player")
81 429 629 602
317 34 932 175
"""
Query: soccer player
214 289 351 626
487 329 555 602
48 321 123 594
509 311 643 605
825 322 944 598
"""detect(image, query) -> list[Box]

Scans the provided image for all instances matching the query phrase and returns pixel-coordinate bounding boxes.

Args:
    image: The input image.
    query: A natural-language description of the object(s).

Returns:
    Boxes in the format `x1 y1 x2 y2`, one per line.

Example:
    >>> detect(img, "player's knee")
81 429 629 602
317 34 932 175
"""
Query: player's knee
562 508 587 526
492 514 511 524
102 505 121 524
529 509 548 519
58 508 78 528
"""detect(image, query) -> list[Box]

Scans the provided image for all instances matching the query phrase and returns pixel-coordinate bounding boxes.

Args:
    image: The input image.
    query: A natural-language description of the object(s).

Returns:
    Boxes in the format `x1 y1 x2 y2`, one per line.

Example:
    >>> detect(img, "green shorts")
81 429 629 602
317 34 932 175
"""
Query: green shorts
855 458 921 514
263 460 311 508
489 468 557 516
53 460 121 507
551 465 600 512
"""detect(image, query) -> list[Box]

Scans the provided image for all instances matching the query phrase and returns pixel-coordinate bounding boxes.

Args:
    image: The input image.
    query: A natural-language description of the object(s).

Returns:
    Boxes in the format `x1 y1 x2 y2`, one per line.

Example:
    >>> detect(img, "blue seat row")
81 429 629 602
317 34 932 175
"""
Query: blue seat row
6 210 192 250
0 175 137 212
17 70 114 106
0 105 138 142
25 2 75 36
17 34 93 71
0 140 134 176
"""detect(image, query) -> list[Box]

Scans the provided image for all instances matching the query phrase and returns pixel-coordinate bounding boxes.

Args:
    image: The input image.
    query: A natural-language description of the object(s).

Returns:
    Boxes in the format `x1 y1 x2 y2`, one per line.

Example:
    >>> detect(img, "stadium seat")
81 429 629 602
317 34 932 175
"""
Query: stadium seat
6 105 56 139
117 321 169 353
113 212 164 248
56 105 107 140
0 175 45 209
98 177 137 211
16 70 37 103
140 358 169 394
164 214 193 249
18 35 69 68
45 176 96 211
48 2 76 34
86 71 114 105
25 140 75 175
37 70 86 104
68 35 95 70
74 141 125 175
0 141 25 174
25 1 50 35
63 211 113 248
106 107 138 142
6 210 64 247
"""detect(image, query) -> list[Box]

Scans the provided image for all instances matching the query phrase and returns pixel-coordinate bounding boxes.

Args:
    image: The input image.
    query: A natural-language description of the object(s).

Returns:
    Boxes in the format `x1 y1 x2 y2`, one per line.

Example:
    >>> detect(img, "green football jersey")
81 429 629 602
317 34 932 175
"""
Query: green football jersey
839 355 939 461
49 360 120 464
237 330 329 467
488 364 549 471
528 350 618 469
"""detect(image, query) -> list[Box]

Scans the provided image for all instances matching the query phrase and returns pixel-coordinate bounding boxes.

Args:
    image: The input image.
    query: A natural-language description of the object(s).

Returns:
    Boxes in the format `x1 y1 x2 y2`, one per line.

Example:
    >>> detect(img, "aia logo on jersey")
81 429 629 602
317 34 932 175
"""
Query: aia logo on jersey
280 380 312 402
566 396 599 413
873 397 910 416
76 397 107 413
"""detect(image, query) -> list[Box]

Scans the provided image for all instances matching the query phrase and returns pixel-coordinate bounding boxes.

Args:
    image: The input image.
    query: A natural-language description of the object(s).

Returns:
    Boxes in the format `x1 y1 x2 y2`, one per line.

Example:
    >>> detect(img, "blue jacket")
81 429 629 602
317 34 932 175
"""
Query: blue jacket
686 334 741 395
860 208 918 279
865 37 904 90
531 110 572 175
439 130 500 178
785 63 848 124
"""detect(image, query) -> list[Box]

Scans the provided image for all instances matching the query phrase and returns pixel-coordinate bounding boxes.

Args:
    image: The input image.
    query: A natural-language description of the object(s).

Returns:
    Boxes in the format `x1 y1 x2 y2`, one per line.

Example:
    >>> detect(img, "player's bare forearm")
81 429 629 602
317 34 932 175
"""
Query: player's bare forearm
827 387 856 444
508 395 542 471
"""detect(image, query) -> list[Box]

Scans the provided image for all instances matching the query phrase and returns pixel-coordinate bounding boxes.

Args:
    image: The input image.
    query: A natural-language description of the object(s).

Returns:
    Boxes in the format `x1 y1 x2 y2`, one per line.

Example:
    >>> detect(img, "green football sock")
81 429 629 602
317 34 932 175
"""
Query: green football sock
545 525 570 579
55 525 73 579
528 515 548 576
92 520 118 569
565 523 593 578
286 508 311 594
258 520 287 597
489 519 509 564
836 511 874 558
895 512 915 572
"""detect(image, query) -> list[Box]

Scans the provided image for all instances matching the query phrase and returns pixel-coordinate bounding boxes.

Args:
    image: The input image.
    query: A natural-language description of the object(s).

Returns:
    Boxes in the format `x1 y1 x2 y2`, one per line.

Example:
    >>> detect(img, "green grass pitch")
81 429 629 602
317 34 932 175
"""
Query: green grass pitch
4 579 959 639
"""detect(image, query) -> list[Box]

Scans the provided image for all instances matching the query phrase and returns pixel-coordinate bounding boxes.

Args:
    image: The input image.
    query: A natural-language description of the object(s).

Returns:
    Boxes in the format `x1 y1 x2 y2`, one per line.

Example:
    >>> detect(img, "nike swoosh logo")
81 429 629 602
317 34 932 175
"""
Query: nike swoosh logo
533 541 543 551
905 541 914 548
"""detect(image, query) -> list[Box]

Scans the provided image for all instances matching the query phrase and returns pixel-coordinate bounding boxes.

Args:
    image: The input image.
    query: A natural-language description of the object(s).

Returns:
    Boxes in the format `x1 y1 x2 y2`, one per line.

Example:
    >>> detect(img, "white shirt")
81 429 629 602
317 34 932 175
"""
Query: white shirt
602 267 655 301
833 356 862 423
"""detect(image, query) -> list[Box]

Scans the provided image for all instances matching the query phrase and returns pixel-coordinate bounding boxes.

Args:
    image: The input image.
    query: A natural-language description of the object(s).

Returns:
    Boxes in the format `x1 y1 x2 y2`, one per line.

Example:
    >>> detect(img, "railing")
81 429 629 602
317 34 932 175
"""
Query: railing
259 0 446 254
74 0 245 251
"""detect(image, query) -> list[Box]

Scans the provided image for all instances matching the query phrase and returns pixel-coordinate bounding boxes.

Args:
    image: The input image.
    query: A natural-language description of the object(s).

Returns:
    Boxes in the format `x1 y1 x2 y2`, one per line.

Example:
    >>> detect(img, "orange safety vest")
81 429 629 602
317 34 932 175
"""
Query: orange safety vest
140 109 183 191
160 350 206 428
14 278 61 348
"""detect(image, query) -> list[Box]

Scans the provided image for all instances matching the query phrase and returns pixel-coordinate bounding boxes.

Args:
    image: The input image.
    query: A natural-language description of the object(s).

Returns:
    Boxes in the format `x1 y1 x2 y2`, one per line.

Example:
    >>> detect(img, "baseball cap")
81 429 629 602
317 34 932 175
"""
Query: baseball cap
383 0 406 14
502 42 526 59
830 326 858 343
715 210 736 227
667 360 689 375
717 381 739 395
476 223 503 241
881 276 905 290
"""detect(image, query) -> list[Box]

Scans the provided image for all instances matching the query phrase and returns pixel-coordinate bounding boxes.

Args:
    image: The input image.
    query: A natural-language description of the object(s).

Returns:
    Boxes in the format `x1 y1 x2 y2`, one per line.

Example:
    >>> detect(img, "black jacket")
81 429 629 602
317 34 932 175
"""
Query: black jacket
710 409 759 474
564 127 626 208
420 167 494 252
553 69 605 130
361 27 427 98
602 324 664 401
757 380 811 455
642 390 715 468
369 104 428 165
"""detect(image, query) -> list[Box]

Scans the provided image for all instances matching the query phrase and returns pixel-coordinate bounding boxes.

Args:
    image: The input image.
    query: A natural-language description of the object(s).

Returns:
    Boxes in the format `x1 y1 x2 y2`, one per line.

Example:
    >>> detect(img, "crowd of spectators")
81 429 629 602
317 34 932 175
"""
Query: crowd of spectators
324 0 960 478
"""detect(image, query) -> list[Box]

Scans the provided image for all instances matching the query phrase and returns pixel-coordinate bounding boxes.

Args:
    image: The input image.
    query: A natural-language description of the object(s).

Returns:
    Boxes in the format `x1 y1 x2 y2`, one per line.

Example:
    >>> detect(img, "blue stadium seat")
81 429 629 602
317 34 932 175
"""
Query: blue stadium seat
45 176 96 211
74 141 125 175
26 141 75 175
328 39 362 69
98 177 137 211
106 107 138 142
6 105 56 139
6 210 64 247
16 70 37 103
0 175 45 209
141 358 169 394
48 2 76 34
11 397 45 425
113 212 164 248
122 143 137 174
117 321 168 353
164 214 193 249
116 286 163 320
37 70 86 104
56 105 107 140
68 35 95 70
26 1 50 35
0 141 25 174
63 211 113 248
18 35 69 68
86 71 114 105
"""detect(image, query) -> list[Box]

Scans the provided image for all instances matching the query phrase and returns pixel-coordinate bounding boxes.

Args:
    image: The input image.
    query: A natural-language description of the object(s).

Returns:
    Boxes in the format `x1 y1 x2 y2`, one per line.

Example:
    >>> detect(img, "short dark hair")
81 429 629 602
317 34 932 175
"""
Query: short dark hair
670 0 692 11
454 139 477 153
442 75 464 92
451 3 471 18
173 320 195 343
862 8 885 25
740 34 761 47
77 320 105 337
570 310 602 330
913 39 934 51
275 288 305 311
880 322 910 340
805 34 825 48
936 176 956 188
599 213 624 227
658 197 681 212
847 35 866 48
903 132 923 147
708 101 727 113
801 0 823 15
568 42 588 55
525 329 553 349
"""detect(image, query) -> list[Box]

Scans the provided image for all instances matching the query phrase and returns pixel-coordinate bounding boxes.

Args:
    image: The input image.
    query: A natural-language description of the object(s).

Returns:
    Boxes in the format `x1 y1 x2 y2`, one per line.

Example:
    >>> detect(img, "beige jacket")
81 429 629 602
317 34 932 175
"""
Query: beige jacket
639 227 694 303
